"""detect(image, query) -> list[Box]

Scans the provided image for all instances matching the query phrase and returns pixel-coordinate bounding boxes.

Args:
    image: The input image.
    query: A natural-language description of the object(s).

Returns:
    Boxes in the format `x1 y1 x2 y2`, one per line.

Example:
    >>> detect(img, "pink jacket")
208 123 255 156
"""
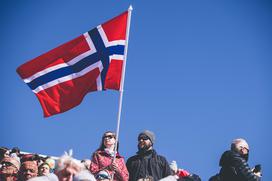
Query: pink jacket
90 150 129 181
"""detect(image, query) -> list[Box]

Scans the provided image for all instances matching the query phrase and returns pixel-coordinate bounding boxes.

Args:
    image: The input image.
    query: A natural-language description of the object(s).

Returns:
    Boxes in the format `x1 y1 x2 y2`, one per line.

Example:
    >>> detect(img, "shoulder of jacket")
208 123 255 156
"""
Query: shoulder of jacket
127 155 139 162
155 154 167 161
93 150 105 157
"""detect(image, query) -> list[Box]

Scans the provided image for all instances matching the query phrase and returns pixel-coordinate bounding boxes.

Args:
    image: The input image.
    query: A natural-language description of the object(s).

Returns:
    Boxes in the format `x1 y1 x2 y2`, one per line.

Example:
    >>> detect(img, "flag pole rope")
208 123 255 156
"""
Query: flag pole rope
111 5 133 180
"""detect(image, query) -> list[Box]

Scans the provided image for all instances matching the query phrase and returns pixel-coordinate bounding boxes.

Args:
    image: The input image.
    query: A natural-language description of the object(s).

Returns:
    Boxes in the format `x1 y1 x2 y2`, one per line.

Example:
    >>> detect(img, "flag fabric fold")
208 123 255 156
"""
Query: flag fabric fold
17 11 129 117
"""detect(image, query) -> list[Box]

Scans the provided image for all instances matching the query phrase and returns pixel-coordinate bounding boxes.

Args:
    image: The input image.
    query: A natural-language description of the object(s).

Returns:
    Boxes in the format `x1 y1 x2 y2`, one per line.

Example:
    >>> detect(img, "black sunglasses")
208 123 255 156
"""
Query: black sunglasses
96 173 110 180
138 136 149 141
104 135 115 139
1 162 16 168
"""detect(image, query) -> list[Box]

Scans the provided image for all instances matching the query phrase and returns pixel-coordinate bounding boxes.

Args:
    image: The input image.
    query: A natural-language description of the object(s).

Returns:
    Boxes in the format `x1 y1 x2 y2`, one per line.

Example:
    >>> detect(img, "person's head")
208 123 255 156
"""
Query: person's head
55 153 83 181
0 147 10 161
19 160 38 181
10 147 20 157
95 170 111 181
231 138 250 161
0 156 20 180
98 131 118 151
38 163 50 176
42 157 56 173
137 176 154 181
137 130 155 152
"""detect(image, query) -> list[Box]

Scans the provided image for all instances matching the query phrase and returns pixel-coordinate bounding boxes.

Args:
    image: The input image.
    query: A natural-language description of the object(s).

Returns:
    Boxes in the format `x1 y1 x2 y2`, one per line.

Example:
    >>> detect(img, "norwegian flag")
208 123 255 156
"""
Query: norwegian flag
17 11 129 117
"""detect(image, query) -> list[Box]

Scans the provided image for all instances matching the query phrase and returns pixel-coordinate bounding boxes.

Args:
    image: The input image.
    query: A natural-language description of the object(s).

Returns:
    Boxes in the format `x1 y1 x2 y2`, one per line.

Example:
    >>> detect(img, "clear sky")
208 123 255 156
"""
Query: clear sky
1 0 271 180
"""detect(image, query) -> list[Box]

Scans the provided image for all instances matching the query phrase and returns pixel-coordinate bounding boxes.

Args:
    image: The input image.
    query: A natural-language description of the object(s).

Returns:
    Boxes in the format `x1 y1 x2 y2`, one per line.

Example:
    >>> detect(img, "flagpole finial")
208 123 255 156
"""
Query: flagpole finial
128 5 133 11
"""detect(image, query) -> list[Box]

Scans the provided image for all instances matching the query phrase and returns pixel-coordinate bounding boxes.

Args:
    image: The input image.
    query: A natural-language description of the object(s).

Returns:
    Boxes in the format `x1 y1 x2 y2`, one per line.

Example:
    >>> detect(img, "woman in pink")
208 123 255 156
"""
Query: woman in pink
90 131 129 181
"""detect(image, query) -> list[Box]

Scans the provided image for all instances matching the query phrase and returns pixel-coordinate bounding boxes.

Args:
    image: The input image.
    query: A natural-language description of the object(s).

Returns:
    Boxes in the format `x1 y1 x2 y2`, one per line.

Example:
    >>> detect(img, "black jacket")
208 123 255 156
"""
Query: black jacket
218 150 260 181
126 149 172 181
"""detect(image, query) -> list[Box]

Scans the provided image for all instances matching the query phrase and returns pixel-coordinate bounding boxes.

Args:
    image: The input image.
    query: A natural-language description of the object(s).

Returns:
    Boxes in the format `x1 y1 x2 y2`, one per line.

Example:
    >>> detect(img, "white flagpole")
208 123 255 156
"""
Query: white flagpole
112 4 133 174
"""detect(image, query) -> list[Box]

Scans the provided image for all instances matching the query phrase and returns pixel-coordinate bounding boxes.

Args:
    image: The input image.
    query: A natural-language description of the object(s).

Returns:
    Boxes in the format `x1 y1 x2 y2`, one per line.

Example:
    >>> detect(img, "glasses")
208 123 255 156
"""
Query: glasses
240 146 249 153
138 136 149 141
96 173 111 180
104 135 115 140
1 162 15 168
242 147 249 152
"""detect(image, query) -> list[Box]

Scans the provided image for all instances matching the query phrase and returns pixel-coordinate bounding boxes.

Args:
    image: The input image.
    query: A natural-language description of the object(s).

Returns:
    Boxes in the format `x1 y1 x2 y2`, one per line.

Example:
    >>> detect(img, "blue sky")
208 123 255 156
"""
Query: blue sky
1 0 271 180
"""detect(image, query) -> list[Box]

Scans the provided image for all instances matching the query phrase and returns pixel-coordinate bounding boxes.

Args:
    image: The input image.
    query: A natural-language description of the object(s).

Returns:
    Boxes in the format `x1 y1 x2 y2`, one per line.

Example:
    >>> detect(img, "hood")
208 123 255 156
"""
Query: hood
219 150 239 167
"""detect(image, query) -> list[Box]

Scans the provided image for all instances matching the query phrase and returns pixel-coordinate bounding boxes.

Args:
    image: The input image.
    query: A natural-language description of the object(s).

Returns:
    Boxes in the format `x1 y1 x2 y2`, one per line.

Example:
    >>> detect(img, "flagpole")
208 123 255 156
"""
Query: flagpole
112 4 133 175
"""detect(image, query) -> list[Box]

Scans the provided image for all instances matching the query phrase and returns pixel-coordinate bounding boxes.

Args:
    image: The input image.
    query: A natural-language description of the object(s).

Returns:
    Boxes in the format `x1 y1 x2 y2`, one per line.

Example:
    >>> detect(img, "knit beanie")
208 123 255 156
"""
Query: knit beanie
138 130 155 144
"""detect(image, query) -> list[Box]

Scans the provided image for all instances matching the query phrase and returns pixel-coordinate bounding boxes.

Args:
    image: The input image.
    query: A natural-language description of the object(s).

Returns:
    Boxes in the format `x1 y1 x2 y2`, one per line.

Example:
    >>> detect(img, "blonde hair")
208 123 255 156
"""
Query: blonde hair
55 150 84 172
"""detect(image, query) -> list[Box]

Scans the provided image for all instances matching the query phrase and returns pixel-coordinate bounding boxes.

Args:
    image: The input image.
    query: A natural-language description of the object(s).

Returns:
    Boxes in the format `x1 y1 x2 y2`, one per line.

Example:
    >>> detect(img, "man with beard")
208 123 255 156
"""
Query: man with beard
126 130 172 181
210 138 261 181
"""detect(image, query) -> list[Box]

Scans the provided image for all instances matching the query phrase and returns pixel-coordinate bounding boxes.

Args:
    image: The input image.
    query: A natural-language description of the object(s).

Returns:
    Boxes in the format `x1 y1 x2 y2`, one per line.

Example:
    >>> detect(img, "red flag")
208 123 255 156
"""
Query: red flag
17 11 128 117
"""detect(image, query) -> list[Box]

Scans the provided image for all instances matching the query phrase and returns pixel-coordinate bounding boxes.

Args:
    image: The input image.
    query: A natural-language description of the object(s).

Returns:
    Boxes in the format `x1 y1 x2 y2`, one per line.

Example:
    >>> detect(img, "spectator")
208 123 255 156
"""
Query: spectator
169 161 201 181
38 162 50 176
137 176 154 181
126 130 172 181
0 147 10 162
55 152 82 181
0 156 20 181
44 157 56 173
10 147 20 158
90 131 129 181
38 157 56 176
19 160 38 181
96 170 112 181
209 138 261 181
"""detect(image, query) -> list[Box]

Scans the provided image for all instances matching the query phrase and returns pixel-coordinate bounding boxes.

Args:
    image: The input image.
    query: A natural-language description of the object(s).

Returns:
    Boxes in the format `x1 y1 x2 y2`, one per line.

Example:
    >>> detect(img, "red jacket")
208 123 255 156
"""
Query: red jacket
90 150 129 181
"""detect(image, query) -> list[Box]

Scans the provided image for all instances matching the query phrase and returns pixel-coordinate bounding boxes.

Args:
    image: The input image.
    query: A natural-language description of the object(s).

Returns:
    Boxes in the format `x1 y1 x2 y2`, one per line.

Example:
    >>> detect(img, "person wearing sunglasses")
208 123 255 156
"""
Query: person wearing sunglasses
95 170 112 181
0 156 20 181
126 130 172 181
209 138 261 181
90 131 129 181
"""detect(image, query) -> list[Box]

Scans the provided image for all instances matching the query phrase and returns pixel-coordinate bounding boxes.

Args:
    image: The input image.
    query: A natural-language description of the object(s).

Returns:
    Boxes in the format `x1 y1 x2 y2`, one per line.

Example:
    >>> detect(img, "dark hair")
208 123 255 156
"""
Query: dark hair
21 154 41 163
0 147 9 160
97 131 119 152
11 147 20 154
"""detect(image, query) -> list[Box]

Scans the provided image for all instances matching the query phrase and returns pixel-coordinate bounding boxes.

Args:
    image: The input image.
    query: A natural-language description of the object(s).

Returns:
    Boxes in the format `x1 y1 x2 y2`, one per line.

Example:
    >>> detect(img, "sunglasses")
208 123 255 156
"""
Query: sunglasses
96 173 111 180
1 162 15 168
138 136 149 141
104 135 115 139
241 146 249 152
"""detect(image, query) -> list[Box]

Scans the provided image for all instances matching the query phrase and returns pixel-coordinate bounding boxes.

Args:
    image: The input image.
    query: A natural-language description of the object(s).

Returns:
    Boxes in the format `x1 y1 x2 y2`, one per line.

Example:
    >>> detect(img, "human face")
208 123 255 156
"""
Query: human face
20 164 38 181
241 146 249 154
39 164 50 176
103 133 116 148
138 135 152 150
21 167 37 180
56 163 81 181
0 161 18 175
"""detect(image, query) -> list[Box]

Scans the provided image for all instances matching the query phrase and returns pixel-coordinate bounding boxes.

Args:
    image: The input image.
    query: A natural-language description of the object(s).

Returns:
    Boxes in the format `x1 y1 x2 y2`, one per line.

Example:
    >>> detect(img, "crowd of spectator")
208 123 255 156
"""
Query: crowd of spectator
0 130 261 181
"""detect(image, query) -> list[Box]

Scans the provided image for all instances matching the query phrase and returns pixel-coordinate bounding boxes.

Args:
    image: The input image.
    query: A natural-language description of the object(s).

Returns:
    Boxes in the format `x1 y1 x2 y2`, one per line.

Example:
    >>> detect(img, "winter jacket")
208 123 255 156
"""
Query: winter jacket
218 150 260 181
126 149 172 181
90 150 129 181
